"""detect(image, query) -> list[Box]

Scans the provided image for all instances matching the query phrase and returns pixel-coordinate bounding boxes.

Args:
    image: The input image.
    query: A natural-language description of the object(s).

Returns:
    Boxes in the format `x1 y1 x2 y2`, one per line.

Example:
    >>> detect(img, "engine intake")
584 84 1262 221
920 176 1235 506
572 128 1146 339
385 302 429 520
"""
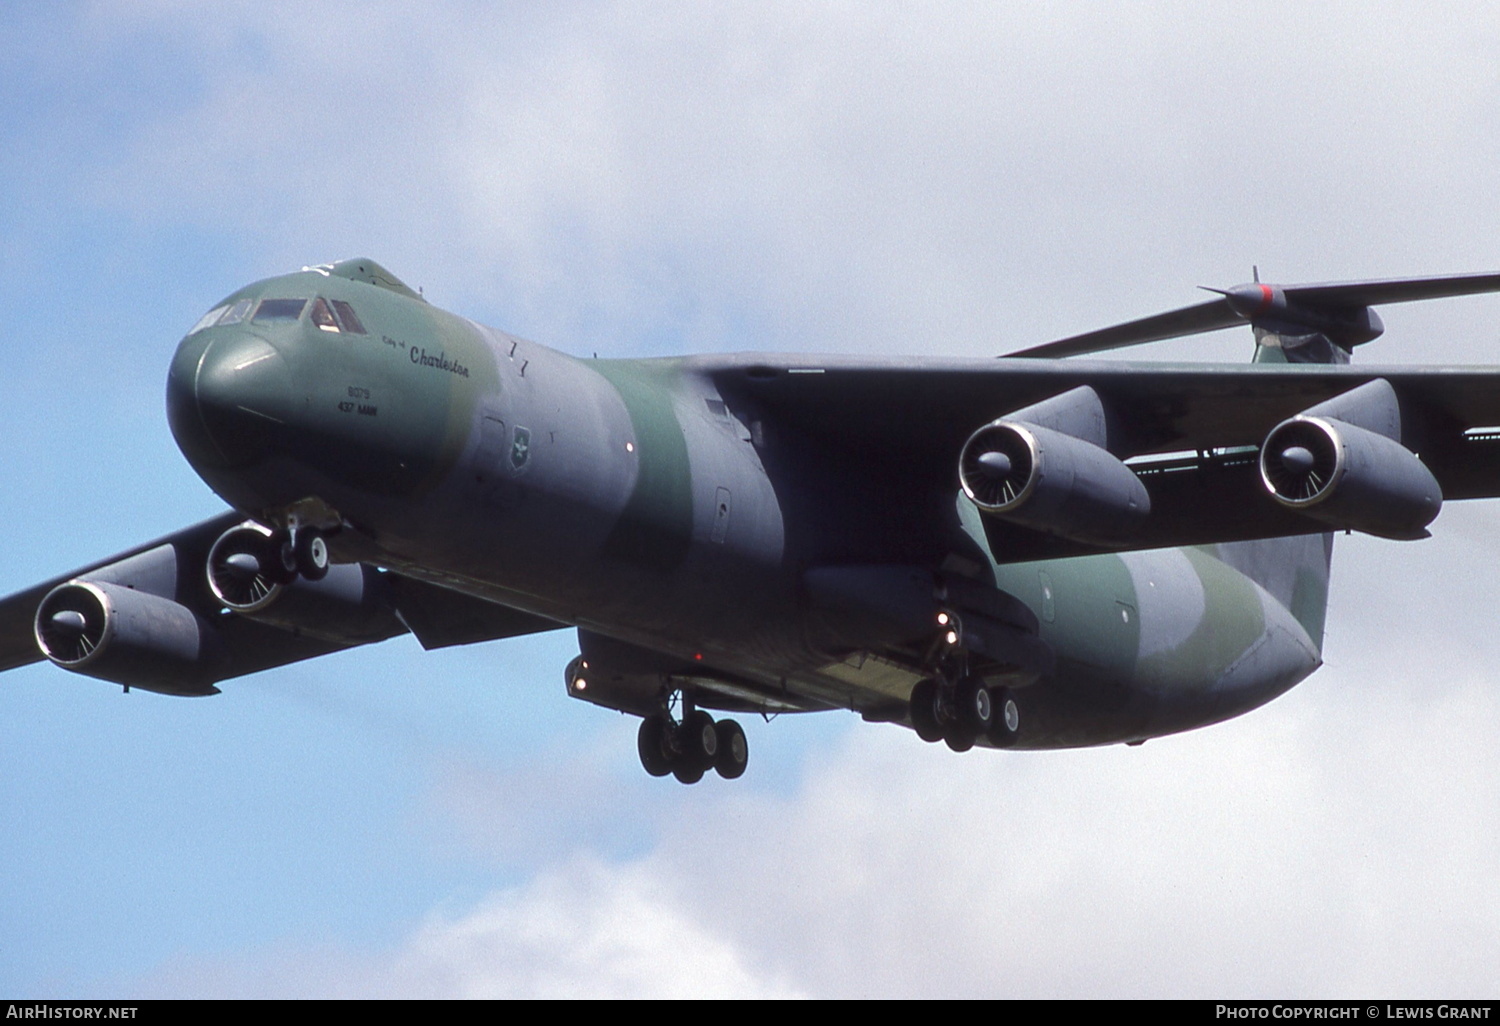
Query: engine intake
959 420 1150 545
207 521 285 612
1259 415 1441 538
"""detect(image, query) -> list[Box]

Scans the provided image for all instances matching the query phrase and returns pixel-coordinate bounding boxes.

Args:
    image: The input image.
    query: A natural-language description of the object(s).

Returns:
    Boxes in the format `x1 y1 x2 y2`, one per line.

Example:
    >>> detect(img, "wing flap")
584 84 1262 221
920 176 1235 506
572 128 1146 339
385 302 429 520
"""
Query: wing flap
386 574 565 649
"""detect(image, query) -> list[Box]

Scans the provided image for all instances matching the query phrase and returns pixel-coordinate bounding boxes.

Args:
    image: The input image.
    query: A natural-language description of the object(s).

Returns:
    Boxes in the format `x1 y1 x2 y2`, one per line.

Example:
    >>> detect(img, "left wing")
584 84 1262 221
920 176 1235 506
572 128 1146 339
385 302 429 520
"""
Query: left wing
1 513 564 694
697 354 1500 559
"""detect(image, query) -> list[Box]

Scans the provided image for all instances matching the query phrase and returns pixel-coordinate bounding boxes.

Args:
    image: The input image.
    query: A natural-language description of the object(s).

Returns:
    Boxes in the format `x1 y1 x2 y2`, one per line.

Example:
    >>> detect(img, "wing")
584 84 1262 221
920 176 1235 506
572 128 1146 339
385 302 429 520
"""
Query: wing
0 513 244 673
697 354 1500 560
0 512 564 692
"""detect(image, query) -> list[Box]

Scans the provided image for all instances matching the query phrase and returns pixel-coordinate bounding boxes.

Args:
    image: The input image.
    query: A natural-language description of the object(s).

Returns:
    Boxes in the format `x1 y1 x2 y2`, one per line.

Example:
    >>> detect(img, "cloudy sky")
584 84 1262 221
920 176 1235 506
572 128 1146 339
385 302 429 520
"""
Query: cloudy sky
3 1 1499 998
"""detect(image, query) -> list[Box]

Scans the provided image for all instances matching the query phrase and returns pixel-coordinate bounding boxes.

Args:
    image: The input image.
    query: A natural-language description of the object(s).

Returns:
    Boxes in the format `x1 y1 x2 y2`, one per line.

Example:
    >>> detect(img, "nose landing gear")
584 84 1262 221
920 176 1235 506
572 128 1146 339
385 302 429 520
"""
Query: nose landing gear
264 525 330 584
292 528 330 581
637 694 749 784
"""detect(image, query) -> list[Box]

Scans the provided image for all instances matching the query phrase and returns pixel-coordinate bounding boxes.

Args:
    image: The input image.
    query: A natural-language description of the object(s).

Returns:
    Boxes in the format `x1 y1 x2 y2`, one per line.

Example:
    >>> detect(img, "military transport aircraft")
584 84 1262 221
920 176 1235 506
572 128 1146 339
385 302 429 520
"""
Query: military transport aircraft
5 258 1500 784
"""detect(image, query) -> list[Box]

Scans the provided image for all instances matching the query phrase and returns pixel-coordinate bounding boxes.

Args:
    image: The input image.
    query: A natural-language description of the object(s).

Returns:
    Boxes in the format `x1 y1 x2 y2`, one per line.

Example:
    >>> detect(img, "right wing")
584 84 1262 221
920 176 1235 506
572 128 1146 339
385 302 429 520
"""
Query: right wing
0 513 244 674
694 353 1500 562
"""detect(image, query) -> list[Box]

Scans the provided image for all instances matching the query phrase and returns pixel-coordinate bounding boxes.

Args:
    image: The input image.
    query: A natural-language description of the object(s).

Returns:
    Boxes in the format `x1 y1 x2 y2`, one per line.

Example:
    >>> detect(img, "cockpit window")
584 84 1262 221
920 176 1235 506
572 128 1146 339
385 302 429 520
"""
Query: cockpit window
310 297 340 333
187 304 229 336
217 298 253 327
305 296 369 336
330 299 367 335
252 298 308 323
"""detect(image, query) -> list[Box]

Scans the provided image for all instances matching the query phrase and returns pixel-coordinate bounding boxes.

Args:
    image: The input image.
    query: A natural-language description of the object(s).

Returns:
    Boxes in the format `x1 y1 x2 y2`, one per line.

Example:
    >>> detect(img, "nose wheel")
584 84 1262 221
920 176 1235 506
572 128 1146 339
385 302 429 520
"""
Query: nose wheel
293 528 330 581
267 526 330 583
636 702 749 783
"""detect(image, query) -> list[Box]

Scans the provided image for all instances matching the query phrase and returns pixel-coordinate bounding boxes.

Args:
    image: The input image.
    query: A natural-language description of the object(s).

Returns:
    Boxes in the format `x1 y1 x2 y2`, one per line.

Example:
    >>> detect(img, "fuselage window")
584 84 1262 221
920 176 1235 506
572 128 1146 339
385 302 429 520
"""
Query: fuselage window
187 304 229 335
216 298 253 327
310 297 340 333
330 299 367 335
252 298 308 323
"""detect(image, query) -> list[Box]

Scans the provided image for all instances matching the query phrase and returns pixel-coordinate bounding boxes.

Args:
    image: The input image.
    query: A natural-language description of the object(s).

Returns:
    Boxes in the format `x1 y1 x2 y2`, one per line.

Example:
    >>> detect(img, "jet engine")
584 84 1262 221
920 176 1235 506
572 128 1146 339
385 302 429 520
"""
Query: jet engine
959 385 1149 546
959 420 1150 545
1259 415 1441 538
205 521 399 644
33 580 222 695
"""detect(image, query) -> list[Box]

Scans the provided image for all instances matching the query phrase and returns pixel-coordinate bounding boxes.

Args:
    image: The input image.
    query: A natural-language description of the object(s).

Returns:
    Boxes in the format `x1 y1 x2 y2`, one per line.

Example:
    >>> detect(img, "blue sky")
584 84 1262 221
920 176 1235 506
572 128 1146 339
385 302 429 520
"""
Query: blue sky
3 1 1500 997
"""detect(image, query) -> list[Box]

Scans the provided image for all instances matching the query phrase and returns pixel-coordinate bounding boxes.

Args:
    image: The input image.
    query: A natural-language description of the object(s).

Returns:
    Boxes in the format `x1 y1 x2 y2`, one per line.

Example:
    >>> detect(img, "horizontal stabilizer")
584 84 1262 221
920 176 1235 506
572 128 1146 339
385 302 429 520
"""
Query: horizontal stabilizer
1283 271 1500 308
1007 270 1500 359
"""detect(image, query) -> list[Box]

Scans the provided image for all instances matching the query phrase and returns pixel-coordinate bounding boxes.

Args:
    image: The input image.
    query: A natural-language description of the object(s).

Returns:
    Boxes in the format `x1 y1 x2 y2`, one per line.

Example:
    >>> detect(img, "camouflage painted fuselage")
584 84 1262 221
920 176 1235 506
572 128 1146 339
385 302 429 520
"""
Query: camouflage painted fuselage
167 259 1324 749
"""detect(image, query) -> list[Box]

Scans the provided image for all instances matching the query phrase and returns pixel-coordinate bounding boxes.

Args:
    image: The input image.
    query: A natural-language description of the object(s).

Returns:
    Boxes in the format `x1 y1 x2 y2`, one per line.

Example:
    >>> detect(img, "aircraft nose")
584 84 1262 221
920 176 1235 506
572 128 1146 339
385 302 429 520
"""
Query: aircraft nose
167 331 294 470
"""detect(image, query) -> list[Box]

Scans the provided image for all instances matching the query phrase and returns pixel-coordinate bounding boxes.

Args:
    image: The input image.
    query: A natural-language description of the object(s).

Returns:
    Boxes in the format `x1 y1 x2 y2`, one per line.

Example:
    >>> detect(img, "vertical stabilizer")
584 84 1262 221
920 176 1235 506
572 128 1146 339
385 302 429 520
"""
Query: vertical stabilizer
1251 324 1351 365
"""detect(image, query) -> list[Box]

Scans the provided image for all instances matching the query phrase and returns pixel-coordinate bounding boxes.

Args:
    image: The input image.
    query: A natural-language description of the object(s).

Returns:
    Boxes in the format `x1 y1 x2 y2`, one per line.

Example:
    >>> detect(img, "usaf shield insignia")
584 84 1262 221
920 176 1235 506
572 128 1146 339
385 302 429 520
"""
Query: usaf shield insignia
510 425 531 472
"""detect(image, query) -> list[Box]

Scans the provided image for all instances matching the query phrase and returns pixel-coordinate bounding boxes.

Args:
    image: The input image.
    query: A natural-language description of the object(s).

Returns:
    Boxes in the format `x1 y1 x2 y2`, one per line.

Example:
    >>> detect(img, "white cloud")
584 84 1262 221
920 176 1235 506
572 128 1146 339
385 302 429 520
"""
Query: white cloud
87 1 1500 356
142 649 1499 998
387 859 806 999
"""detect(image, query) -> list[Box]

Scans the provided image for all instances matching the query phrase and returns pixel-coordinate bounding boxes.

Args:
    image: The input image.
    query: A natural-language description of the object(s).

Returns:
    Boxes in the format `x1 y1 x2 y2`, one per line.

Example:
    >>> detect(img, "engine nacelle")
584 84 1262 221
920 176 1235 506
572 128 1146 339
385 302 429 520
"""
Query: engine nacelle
1259 415 1441 539
959 420 1150 545
206 522 398 644
33 580 222 695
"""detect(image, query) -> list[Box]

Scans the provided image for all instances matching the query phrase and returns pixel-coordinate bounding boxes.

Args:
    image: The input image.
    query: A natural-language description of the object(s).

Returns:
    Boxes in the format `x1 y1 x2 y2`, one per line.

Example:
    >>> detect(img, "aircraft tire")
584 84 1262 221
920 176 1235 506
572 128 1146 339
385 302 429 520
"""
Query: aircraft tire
295 529 330 582
714 719 748 779
673 763 705 785
943 725 976 753
637 715 675 777
955 676 994 732
987 689 1021 748
269 532 299 586
909 679 944 743
679 710 719 772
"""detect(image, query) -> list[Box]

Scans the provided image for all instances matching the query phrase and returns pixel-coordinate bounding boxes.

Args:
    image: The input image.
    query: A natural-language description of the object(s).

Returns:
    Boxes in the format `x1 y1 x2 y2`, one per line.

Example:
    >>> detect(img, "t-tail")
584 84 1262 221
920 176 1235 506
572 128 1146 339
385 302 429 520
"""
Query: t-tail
1004 269 1500 655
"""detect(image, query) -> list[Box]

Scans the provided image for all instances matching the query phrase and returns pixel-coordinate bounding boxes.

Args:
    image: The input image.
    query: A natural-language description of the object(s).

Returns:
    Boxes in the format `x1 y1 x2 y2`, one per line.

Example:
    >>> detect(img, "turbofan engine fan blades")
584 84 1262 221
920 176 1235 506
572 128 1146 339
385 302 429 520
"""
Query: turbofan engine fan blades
959 423 1036 512
1261 419 1340 504
206 523 285 612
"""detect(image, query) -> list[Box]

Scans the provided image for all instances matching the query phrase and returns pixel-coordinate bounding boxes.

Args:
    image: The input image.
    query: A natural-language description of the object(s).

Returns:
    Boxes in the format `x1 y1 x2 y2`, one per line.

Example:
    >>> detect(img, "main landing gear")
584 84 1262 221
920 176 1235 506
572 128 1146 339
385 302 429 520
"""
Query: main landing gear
637 695 749 784
908 676 1020 751
908 610 1021 751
